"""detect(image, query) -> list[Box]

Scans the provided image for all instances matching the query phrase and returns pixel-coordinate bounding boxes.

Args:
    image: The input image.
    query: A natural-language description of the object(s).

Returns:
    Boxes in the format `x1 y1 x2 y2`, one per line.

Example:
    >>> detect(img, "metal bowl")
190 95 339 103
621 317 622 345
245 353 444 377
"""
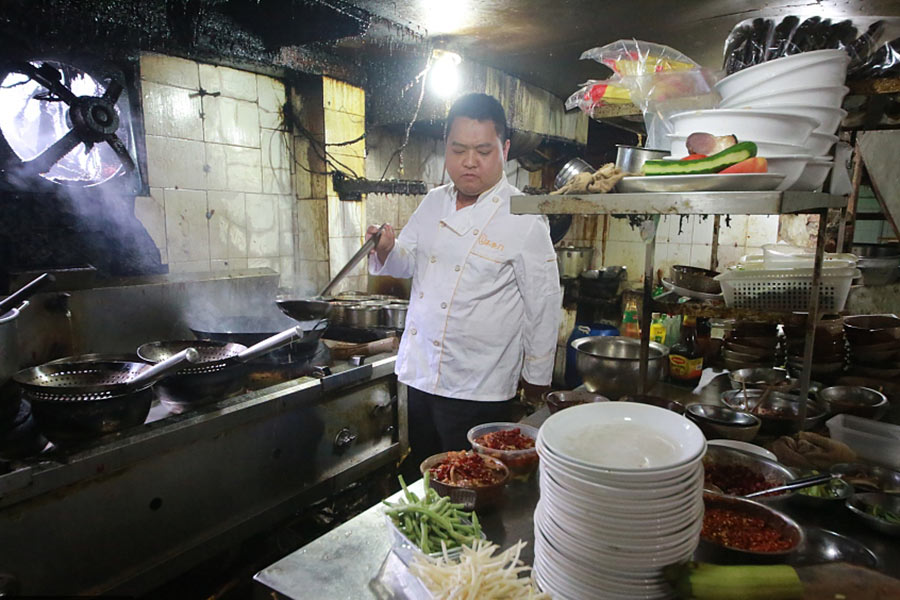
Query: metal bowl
544 390 609 414
553 157 595 191
788 474 854 508
729 367 789 390
843 314 900 345
571 336 669 400
817 386 889 420
703 444 796 501
846 493 900 536
722 347 772 365
721 390 828 435
618 394 685 415
789 528 878 568
698 493 804 563
671 264 722 294
830 463 900 494
614 145 668 174
686 404 761 442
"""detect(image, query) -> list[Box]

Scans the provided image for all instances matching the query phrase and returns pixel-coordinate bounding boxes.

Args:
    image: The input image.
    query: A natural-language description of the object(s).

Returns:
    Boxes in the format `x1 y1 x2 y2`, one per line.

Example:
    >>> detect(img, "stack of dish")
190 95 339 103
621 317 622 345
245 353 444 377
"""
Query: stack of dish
721 321 780 371
671 50 851 191
783 313 846 382
533 402 706 599
843 315 900 380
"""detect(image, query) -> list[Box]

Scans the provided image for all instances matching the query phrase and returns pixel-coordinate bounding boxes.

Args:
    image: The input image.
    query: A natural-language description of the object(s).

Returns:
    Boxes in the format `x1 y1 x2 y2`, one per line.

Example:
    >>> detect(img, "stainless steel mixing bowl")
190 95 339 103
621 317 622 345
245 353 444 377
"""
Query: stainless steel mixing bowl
571 336 669 399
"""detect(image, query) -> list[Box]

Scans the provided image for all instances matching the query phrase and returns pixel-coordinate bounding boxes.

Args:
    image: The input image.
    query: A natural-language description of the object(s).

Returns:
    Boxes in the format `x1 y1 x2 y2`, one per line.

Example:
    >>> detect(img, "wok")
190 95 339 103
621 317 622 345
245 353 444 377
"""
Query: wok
137 326 303 411
277 224 386 322
14 348 198 443
189 315 326 360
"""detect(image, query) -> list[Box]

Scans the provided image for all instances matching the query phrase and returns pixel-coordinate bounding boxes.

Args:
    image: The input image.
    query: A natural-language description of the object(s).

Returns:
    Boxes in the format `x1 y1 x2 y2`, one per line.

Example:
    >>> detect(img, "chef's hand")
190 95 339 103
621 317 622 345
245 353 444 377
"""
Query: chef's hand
520 380 551 411
367 224 395 264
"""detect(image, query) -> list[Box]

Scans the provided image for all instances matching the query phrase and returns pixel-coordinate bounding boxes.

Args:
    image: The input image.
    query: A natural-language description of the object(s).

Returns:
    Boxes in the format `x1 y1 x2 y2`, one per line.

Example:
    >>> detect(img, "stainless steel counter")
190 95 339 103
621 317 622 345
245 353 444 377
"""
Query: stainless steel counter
255 403 900 600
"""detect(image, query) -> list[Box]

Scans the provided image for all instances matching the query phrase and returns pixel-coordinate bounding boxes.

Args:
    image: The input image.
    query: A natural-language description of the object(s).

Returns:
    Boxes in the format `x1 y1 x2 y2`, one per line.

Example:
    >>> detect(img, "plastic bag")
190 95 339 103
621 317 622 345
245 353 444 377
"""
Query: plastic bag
722 15 900 77
564 79 633 115
578 40 720 150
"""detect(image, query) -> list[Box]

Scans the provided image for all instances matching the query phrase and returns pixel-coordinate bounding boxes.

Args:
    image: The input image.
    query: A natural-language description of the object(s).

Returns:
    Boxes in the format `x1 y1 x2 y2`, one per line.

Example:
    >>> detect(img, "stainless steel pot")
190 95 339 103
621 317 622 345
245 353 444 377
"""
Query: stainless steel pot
345 305 381 329
615 145 668 174
381 304 407 330
553 158 595 191
556 246 594 279
328 300 357 326
571 336 669 399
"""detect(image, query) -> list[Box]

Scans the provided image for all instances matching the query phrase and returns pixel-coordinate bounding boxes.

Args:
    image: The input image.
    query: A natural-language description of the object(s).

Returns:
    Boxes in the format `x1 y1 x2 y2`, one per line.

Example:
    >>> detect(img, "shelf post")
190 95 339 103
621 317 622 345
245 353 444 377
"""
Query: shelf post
638 216 659 394
798 211 828 424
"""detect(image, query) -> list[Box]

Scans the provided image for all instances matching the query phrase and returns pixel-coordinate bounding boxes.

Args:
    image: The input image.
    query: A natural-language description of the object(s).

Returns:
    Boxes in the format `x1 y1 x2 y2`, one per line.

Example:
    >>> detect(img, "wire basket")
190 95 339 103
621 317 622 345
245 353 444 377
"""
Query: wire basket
716 265 860 311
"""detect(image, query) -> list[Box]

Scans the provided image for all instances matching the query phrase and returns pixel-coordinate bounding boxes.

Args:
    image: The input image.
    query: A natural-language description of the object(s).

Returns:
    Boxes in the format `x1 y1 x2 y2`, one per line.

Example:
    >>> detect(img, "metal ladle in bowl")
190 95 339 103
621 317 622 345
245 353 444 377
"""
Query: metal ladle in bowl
277 224 387 322
705 472 837 497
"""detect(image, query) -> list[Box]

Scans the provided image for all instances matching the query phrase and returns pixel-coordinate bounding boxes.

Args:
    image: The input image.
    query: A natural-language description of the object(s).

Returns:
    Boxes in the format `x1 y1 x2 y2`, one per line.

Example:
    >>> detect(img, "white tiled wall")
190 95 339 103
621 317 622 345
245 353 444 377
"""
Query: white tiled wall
134 53 299 287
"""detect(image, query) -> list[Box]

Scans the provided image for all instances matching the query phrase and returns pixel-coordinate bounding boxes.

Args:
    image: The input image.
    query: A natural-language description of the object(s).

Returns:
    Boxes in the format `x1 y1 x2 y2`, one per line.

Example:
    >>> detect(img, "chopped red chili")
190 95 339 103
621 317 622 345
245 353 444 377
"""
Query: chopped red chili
474 428 536 451
701 507 794 552
705 463 776 496
429 451 505 487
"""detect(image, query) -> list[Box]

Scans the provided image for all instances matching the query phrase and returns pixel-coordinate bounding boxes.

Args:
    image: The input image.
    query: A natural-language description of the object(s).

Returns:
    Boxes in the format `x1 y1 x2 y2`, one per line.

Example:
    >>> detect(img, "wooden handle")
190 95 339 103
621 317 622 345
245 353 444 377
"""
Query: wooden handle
329 336 398 360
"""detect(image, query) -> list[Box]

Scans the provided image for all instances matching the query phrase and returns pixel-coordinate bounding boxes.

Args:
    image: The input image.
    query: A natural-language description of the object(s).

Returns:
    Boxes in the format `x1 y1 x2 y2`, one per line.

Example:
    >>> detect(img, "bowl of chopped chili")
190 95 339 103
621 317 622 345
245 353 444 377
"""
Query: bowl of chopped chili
698 492 804 562
420 450 510 511
467 422 539 477
703 444 797 501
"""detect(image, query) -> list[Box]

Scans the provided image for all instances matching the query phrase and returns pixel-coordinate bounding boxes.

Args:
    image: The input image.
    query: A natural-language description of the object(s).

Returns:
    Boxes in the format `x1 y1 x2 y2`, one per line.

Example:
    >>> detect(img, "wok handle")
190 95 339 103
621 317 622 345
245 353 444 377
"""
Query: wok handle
237 325 303 363
319 224 386 298
132 347 200 386
0 273 55 316
744 472 836 498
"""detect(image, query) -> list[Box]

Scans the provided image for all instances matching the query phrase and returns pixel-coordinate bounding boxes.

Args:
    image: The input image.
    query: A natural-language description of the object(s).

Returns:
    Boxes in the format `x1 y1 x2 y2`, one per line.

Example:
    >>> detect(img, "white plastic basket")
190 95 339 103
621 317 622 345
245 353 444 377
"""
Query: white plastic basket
716 264 860 311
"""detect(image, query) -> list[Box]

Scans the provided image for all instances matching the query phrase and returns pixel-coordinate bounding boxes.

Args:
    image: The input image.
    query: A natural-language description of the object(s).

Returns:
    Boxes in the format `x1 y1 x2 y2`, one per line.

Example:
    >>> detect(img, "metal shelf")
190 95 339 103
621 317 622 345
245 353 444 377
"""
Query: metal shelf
510 190 847 216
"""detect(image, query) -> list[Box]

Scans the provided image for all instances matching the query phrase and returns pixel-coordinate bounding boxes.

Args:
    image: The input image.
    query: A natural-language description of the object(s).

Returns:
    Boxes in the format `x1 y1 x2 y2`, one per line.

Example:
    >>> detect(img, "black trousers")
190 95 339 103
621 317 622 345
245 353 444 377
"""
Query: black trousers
403 386 518 481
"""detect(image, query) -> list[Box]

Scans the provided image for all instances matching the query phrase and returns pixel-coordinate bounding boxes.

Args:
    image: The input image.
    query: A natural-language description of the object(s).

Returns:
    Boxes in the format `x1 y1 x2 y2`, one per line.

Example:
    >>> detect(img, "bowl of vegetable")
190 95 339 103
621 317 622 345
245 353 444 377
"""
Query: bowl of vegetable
830 463 900 494
383 474 486 565
788 472 854 508
845 493 900 536
421 450 510 511
698 492 804 563
467 422 539 478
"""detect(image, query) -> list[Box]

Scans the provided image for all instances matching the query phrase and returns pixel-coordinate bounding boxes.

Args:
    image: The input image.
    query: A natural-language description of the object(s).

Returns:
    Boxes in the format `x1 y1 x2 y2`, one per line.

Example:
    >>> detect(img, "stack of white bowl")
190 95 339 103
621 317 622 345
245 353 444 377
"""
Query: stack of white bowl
533 402 706 600
668 49 850 191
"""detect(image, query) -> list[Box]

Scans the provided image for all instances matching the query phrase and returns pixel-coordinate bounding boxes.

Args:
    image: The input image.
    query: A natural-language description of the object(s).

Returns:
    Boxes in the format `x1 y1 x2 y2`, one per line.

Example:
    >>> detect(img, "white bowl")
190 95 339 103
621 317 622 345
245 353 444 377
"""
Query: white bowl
765 155 812 191
720 85 849 110
669 109 818 146
544 460 704 501
707 439 778 461
756 105 846 134
807 132 838 155
716 50 850 101
668 135 809 159
792 158 834 191
541 471 703 514
538 402 706 472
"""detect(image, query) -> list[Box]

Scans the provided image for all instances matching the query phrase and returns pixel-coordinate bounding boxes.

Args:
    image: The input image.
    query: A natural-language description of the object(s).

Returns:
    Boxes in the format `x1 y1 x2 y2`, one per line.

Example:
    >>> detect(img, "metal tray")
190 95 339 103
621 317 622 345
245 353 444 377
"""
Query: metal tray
616 173 785 193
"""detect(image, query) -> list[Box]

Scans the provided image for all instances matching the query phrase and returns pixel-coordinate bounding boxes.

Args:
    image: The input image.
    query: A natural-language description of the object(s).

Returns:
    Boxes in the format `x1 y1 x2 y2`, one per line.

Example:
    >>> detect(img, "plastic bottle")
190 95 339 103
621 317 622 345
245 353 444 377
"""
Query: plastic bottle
669 316 703 386
621 297 641 338
649 312 666 344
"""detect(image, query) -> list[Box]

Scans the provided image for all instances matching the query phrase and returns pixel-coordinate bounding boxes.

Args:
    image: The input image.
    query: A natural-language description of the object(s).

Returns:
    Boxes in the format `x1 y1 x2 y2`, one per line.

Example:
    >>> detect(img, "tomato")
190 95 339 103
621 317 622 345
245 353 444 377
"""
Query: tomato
681 154 708 161
720 157 768 174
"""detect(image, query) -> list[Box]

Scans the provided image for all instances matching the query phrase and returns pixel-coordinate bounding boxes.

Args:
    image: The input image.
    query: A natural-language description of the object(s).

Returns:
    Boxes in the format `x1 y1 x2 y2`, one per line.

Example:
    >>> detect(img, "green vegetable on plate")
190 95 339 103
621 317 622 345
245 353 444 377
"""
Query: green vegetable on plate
643 141 758 176
665 562 802 600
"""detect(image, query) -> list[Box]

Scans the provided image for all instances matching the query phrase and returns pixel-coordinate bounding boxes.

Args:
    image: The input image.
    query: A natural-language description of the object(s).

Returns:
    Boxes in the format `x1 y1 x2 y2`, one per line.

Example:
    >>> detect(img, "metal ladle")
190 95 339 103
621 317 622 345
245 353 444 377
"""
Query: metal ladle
705 472 837 497
277 224 387 322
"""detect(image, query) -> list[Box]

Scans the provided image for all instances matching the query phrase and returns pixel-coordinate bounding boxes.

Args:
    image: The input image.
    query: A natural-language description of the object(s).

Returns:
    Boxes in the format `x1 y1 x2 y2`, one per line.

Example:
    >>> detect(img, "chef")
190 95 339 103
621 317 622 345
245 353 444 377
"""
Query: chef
367 93 561 476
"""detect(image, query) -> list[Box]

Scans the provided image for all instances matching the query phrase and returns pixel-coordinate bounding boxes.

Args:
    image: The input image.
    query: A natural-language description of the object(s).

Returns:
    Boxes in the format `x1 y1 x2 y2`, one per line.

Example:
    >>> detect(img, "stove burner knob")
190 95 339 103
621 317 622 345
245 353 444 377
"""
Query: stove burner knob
350 355 366 366
334 427 357 451
311 365 332 378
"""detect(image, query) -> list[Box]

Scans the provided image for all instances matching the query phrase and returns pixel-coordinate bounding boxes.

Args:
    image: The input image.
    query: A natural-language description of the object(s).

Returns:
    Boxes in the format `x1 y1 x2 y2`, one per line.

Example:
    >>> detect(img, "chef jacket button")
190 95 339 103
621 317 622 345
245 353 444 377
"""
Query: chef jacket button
430 256 436 263
473 229 479 236
440 222 446 228
454 265 460 272
441 302 447 309
410 328 417 335
419 292 424 299
493 197 499 203
433 340 440 347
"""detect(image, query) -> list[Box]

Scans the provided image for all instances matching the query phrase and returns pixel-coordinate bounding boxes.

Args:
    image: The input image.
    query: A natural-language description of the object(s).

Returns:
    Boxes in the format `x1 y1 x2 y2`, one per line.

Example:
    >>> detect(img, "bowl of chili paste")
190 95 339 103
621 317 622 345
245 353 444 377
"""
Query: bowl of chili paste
468 422 540 477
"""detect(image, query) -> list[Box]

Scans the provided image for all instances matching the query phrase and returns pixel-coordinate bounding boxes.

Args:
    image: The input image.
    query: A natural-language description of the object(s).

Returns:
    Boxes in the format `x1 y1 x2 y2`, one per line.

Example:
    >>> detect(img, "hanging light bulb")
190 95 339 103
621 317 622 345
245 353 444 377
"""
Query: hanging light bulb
429 49 461 98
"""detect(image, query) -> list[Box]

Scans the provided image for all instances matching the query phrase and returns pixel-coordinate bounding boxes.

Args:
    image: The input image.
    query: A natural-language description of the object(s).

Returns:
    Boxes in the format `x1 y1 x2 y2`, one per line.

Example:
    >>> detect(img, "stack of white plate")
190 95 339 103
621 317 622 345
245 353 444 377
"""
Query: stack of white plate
533 402 706 600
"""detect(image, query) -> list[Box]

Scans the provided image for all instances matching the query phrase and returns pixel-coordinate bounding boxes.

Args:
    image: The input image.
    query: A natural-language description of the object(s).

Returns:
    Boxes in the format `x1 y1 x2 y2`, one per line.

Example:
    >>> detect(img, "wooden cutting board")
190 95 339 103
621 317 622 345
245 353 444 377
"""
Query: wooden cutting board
797 563 900 599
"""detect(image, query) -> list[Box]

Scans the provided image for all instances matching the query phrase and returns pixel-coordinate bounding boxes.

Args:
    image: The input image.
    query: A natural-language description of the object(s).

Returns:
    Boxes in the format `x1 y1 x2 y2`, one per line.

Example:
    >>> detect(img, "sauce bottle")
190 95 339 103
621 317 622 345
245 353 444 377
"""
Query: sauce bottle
669 315 703 386
649 312 666 344
621 297 640 339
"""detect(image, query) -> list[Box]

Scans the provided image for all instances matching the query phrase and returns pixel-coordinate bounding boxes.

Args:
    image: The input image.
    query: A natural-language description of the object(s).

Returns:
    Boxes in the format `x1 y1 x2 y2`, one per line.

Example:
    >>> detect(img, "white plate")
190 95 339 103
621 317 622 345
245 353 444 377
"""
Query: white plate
539 402 706 472
617 173 785 193
716 50 849 101
661 277 723 301
669 109 819 146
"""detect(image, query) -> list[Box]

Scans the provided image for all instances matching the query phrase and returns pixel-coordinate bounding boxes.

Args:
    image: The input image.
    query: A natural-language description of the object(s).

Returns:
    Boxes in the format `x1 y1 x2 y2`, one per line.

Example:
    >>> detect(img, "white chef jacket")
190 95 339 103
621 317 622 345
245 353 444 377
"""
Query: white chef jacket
370 177 561 401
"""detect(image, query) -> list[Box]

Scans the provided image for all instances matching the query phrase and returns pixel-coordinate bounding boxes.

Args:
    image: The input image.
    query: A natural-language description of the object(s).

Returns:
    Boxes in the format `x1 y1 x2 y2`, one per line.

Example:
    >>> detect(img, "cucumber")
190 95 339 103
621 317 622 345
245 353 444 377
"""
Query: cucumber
643 142 758 176
664 562 802 600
